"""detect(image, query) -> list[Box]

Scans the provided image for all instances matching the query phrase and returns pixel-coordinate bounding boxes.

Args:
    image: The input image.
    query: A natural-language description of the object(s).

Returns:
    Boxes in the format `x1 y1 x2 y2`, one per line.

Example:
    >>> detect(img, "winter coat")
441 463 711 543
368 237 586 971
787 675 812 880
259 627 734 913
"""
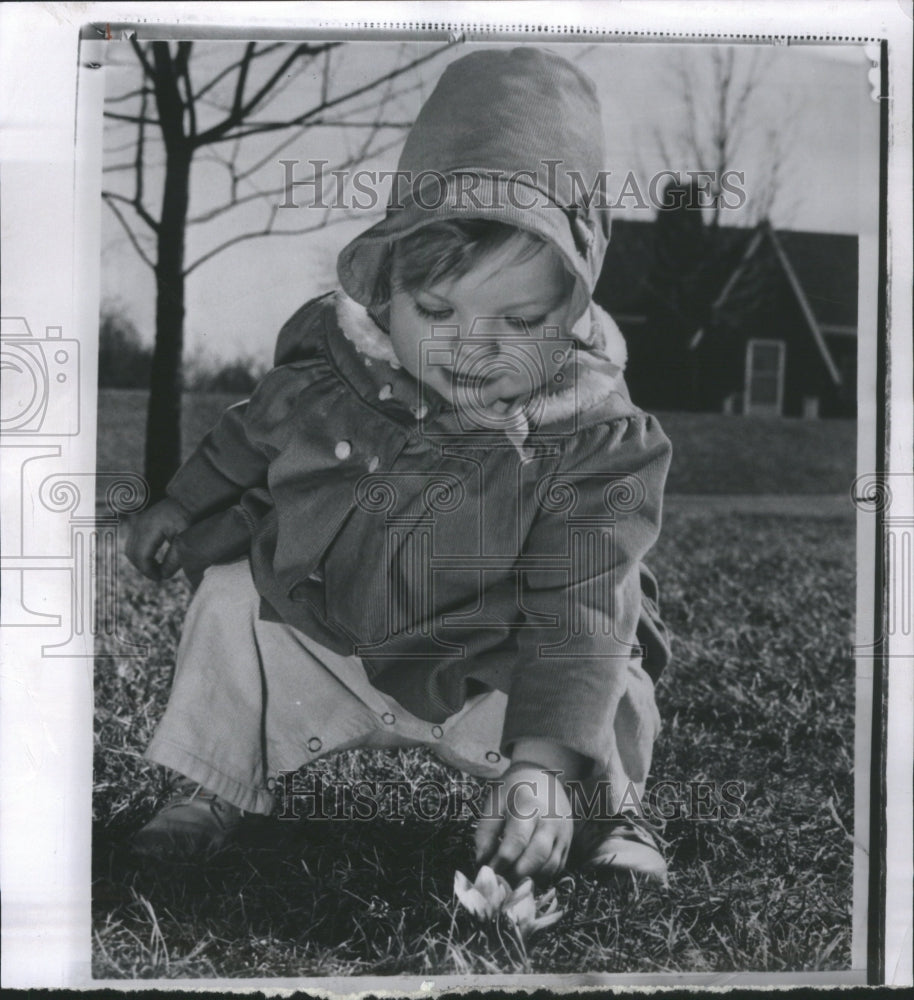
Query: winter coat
166 291 673 774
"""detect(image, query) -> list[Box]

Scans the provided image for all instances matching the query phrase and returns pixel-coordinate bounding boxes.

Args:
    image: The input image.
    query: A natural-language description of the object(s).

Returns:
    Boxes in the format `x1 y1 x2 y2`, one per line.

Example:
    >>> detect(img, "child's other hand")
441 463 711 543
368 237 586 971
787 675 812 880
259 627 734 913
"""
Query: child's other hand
474 763 574 883
126 498 191 581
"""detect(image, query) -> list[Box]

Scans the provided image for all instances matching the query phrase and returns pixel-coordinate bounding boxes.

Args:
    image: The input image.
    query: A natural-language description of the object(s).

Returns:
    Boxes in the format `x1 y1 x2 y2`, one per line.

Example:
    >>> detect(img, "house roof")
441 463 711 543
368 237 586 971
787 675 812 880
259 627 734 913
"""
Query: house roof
595 219 858 331
764 224 842 384
595 218 858 387
775 230 858 329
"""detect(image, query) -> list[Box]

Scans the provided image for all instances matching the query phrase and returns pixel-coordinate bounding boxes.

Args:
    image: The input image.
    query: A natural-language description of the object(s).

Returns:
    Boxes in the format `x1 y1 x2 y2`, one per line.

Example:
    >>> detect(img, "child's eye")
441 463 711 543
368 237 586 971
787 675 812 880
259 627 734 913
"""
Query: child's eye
412 299 453 321
505 314 547 330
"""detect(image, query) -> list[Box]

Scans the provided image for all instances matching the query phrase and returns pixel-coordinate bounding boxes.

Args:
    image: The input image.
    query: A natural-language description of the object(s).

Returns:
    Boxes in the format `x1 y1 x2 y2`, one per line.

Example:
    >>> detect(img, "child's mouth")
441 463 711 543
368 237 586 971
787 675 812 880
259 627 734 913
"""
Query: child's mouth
446 371 528 415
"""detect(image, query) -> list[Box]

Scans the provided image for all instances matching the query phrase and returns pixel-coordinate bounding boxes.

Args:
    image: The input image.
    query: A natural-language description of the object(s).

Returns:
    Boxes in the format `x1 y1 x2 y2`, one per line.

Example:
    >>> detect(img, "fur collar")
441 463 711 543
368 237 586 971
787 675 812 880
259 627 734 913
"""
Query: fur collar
334 290 628 430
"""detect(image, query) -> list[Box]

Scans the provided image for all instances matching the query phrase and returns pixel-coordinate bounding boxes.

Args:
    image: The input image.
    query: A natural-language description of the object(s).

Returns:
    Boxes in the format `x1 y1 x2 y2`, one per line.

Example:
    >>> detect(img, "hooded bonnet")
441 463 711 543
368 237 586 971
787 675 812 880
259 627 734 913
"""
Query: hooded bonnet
336 46 612 338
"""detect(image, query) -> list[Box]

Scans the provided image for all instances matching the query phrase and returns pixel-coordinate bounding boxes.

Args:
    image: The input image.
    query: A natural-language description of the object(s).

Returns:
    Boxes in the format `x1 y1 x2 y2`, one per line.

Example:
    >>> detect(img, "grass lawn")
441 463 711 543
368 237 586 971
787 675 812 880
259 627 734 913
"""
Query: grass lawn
93 508 856 978
96 389 857 496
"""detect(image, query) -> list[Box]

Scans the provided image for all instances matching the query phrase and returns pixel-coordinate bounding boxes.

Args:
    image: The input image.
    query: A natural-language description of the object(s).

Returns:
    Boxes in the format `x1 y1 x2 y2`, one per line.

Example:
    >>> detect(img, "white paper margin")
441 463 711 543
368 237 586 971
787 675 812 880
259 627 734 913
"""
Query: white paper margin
1 0 911 990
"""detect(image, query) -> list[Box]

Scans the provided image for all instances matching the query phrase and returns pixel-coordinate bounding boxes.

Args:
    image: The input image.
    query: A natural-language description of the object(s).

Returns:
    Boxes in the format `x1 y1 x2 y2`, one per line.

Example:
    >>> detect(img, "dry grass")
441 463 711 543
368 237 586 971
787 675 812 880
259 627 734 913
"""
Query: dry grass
96 390 857 497
93 508 856 978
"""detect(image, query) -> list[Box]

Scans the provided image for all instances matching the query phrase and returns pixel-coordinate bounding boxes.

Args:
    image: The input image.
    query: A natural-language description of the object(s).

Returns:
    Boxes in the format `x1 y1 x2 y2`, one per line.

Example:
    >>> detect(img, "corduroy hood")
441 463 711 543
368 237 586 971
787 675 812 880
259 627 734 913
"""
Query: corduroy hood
337 47 613 334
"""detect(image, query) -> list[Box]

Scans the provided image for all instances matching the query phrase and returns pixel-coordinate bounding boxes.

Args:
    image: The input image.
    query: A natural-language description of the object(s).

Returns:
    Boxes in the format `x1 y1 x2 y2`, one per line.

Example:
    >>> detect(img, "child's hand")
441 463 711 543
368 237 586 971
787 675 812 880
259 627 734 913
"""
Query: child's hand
474 762 574 883
126 498 191 581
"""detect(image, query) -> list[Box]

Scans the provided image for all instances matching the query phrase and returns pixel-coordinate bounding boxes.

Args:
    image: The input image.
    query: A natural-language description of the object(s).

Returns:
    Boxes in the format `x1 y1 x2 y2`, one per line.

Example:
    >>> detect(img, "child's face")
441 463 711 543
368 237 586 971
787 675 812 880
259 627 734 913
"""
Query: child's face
388 239 576 412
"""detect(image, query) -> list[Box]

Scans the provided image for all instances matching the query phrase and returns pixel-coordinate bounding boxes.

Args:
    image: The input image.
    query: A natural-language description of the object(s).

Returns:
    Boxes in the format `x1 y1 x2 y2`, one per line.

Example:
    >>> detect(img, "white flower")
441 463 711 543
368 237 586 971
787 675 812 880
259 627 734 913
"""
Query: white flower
453 865 509 920
501 878 564 938
453 867 565 939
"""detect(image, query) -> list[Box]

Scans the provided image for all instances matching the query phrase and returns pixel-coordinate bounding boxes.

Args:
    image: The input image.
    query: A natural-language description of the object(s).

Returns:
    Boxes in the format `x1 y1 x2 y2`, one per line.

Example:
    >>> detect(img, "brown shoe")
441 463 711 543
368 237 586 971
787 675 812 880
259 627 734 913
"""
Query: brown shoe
575 814 669 885
133 780 242 859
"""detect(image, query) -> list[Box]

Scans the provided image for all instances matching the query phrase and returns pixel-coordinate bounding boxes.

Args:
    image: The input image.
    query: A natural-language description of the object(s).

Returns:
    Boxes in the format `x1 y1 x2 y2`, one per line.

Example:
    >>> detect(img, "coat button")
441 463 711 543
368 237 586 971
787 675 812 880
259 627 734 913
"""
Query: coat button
381 712 396 725
389 358 402 370
431 725 444 739
368 456 380 472
379 384 393 400
485 750 501 763
412 404 428 420
334 440 352 460
308 737 322 752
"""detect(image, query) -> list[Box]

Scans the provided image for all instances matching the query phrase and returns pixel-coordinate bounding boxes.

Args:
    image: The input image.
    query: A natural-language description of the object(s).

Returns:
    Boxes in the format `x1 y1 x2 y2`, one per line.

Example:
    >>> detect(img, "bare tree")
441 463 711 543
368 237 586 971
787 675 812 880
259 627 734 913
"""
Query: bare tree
654 47 800 229
103 40 451 500
620 48 802 409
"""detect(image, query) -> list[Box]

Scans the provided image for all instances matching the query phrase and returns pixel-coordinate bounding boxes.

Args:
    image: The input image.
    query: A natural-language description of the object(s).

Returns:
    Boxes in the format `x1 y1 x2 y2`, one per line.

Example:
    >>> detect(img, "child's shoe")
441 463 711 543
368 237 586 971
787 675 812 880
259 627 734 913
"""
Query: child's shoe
574 814 669 886
132 780 242 859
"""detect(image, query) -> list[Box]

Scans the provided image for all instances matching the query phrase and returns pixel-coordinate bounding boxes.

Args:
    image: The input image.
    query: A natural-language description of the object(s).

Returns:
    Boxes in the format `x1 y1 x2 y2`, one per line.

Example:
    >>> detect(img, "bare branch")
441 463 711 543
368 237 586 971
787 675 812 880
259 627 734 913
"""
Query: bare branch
183 207 358 277
104 86 151 105
230 43 256 120
231 73 425 183
651 125 675 173
192 43 336 146
104 110 162 126
236 43 336 121
177 41 197 139
101 193 157 269
659 46 788 227
129 37 156 82
320 46 332 105
673 54 709 175
195 42 452 147
105 132 163 155
193 41 286 101
135 87 149 216
104 161 149 174
187 131 405 226
214 119 414 143
151 41 189 150
103 190 159 234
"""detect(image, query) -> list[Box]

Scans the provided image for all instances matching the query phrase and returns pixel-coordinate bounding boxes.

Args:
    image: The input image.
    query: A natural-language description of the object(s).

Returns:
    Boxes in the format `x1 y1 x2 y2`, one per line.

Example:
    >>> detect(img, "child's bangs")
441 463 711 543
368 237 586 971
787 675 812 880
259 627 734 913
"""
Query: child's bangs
377 220 552 302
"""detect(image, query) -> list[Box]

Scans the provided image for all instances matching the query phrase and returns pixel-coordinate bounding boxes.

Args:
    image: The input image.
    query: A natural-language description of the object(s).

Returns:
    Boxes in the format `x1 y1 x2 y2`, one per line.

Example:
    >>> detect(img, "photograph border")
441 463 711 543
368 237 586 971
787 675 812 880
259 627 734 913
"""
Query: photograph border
1 1 911 990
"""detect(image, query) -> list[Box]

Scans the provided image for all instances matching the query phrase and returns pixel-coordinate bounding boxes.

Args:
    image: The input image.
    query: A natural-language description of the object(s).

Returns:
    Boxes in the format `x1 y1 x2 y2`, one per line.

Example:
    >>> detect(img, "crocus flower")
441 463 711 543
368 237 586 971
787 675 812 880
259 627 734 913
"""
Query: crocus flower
453 865 509 920
501 878 564 937
453 867 565 939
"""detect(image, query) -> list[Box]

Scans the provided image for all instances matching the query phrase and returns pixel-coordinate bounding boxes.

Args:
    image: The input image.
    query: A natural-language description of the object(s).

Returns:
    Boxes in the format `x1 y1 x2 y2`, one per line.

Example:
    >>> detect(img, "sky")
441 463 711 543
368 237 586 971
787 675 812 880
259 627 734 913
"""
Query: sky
99 38 879 366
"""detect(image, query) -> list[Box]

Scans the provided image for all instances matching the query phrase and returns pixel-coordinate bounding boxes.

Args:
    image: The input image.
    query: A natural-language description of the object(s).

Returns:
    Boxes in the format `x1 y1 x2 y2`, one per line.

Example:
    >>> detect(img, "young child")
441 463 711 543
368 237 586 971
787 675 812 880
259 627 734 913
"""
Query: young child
127 46 673 885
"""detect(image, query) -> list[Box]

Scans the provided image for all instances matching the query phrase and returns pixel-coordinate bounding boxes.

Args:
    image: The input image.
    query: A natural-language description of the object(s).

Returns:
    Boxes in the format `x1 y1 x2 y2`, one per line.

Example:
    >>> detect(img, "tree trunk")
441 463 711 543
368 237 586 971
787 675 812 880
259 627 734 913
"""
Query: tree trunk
145 144 191 501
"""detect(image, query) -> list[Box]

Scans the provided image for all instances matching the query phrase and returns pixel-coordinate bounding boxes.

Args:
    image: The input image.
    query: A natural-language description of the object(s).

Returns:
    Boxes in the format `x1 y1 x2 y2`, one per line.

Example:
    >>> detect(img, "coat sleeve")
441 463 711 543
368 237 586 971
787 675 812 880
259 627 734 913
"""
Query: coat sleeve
165 365 312 519
500 412 672 776
163 363 325 582
166 296 332 520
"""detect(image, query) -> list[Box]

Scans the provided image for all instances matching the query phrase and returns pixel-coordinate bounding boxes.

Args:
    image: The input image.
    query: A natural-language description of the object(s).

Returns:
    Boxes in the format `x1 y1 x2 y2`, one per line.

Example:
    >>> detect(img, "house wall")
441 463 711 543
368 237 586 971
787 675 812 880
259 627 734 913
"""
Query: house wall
692 270 855 418
823 335 857 417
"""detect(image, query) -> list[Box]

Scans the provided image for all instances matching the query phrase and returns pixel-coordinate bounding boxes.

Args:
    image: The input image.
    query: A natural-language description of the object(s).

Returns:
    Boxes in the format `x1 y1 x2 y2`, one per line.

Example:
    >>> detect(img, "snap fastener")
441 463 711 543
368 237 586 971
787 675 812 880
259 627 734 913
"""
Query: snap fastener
485 750 501 763
431 725 444 739
381 712 396 725
379 384 393 400
412 404 428 420
368 456 380 472
308 737 322 752
334 440 352 460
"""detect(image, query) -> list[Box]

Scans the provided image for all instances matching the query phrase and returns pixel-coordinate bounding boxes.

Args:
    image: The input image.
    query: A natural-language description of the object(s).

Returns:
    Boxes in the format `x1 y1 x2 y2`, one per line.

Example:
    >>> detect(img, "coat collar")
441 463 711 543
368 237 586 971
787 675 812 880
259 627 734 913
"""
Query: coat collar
332 291 629 449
